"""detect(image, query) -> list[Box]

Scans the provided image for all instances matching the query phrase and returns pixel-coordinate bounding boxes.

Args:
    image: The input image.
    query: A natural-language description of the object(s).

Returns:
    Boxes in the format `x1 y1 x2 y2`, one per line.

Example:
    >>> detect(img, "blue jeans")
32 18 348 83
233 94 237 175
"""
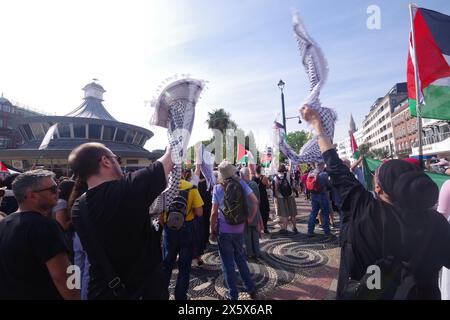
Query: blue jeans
308 193 331 235
73 233 90 300
162 221 194 300
218 233 256 300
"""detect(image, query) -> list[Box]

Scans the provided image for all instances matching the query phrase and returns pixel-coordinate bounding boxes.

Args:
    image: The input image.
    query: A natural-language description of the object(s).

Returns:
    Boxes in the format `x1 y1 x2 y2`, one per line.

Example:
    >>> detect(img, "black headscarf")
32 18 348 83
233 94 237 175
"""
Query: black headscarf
377 160 439 211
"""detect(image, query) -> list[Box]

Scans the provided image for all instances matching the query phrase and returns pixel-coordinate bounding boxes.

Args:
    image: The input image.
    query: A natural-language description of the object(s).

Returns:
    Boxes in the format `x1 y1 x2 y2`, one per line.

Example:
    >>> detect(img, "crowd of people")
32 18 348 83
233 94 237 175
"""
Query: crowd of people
0 106 450 300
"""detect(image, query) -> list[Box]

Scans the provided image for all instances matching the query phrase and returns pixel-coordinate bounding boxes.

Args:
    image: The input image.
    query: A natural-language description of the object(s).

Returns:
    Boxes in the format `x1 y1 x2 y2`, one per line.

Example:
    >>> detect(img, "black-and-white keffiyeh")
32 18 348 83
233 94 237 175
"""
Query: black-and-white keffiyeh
148 77 205 215
198 144 216 191
279 10 337 164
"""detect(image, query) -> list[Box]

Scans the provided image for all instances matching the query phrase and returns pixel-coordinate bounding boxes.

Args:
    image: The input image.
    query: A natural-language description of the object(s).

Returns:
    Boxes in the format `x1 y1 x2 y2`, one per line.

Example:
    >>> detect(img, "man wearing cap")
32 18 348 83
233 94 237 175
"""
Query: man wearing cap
210 160 258 300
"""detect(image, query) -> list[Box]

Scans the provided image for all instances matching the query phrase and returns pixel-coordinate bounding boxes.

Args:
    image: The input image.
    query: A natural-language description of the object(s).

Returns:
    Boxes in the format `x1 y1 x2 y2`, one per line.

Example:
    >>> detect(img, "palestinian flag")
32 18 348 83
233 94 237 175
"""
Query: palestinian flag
260 153 272 168
349 118 372 190
236 143 247 163
407 7 450 120
0 162 10 173
350 131 360 160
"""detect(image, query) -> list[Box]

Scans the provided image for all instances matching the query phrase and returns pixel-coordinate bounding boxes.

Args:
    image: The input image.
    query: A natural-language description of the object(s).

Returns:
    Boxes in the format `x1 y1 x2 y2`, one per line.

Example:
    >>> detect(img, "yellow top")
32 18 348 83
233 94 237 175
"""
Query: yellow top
164 179 204 222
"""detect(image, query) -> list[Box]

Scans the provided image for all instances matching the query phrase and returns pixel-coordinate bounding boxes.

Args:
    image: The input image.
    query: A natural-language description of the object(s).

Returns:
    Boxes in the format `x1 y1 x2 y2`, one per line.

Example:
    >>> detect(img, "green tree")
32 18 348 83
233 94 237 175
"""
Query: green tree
286 131 310 153
371 148 389 160
280 130 310 163
359 143 371 156
206 108 237 133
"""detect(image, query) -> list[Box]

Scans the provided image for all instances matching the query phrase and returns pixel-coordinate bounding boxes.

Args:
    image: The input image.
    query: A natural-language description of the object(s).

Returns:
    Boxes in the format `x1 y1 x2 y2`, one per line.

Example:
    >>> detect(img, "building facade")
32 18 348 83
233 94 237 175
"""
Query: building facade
411 118 450 158
362 83 408 156
0 95 43 149
391 98 419 158
0 82 160 175
336 128 364 160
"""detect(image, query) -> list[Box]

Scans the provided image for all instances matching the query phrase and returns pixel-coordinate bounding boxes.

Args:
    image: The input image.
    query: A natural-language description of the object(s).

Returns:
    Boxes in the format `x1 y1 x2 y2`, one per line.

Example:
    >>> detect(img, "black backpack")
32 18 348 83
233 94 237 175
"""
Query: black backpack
277 174 292 198
166 188 192 231
343 211 431 300
222 178 248 225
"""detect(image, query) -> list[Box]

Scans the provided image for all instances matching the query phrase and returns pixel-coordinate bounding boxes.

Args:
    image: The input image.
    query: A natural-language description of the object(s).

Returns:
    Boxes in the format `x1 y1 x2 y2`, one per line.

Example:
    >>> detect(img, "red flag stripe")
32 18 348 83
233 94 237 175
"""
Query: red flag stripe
408 8 450 101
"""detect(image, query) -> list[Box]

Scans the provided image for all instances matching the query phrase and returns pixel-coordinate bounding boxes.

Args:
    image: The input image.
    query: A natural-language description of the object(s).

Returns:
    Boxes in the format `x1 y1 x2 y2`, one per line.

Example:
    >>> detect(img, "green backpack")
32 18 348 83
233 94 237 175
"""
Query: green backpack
222 178 248 225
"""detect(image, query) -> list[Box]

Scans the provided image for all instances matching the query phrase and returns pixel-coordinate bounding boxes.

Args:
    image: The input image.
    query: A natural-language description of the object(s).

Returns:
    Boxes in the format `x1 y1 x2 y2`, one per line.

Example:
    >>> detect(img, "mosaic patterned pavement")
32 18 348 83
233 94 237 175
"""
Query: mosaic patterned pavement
169 196 341 300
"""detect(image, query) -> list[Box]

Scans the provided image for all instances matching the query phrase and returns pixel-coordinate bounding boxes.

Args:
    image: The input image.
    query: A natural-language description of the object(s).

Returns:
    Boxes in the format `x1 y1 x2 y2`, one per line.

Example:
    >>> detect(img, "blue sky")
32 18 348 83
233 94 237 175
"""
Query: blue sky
1 0 449 151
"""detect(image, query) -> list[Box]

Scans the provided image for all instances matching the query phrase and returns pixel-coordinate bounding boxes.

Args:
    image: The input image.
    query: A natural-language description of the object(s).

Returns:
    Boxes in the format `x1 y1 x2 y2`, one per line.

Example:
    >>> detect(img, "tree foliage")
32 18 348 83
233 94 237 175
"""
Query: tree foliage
280 130 311 163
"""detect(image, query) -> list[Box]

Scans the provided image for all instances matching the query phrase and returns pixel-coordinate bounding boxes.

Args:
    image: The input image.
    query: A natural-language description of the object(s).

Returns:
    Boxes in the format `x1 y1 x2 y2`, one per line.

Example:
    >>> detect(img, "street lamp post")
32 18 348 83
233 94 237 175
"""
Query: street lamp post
278 80 287 132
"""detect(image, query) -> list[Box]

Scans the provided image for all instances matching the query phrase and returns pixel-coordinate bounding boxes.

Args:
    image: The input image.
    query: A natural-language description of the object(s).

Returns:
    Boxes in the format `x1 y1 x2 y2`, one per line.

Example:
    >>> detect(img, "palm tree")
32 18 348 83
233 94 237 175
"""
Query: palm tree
206 108 237 133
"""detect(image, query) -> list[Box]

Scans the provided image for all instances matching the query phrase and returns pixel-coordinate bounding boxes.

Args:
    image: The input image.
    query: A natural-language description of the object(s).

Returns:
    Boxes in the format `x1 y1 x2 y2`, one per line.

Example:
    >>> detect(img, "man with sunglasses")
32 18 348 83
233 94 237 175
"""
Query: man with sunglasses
0 170 80 300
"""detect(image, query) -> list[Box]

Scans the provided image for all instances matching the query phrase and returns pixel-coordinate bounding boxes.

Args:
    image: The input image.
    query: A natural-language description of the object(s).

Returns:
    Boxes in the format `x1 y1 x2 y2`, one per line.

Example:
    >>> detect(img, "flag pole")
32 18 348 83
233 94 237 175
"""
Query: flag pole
409 3 424 170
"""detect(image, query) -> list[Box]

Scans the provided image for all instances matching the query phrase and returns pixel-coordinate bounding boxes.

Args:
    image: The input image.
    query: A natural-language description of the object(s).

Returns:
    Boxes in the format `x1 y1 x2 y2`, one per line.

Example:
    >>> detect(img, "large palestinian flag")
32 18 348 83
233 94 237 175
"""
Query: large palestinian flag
407 7 450 120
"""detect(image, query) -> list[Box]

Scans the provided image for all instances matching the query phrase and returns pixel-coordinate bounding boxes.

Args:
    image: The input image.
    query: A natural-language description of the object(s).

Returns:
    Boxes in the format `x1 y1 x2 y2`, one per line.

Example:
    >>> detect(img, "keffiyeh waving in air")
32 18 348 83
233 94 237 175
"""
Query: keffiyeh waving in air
278 10 337 164
148 77 205 215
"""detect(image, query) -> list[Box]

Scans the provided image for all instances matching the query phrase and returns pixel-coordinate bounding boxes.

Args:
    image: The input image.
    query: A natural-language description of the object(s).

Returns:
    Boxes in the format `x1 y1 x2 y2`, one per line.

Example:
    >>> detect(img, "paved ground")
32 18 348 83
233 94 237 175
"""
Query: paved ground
169 195 341 300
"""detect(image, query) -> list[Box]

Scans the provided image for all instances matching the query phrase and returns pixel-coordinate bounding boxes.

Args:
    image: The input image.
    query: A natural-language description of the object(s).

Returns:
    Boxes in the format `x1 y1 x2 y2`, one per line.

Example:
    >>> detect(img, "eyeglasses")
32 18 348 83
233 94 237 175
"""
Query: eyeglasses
109 155 122 165
33 185 58 194
101 155 122 165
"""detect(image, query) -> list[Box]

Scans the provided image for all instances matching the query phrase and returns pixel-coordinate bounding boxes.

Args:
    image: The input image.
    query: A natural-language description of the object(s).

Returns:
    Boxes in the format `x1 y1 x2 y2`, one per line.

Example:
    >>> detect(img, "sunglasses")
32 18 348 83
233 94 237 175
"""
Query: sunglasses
34 185 58 194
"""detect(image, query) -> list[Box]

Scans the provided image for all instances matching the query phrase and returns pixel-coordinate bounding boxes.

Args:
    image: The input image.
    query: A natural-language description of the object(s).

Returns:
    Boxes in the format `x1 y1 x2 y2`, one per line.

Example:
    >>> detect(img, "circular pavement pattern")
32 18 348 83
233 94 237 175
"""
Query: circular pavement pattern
169 198 340 300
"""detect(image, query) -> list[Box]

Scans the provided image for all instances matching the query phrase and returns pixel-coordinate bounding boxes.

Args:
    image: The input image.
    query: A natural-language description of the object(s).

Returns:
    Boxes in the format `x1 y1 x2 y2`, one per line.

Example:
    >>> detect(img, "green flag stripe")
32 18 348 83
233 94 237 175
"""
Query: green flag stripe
362 157 450 190
409 84 450 120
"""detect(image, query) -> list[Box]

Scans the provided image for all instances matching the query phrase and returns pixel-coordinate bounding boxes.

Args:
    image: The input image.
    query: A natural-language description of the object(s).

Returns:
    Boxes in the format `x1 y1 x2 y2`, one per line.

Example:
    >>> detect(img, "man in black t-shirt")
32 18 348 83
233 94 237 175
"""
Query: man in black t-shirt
69 142 174 300
0 170 79 300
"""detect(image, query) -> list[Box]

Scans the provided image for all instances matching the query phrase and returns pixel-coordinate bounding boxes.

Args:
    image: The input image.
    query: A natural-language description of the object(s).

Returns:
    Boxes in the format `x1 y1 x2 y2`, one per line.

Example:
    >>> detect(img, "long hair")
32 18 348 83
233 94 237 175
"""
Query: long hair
67 178 88 214
67 142 110 213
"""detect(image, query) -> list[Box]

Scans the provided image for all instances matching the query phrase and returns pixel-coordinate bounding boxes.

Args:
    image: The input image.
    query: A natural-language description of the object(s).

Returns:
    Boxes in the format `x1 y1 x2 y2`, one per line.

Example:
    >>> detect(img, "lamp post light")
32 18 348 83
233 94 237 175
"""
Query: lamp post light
278 79 287 132
286 115 302 124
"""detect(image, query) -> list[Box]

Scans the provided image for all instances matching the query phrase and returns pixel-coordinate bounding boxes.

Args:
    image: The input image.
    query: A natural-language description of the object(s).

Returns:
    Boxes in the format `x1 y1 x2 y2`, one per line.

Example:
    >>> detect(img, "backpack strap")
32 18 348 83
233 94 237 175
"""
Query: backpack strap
77 193 157 299
76 193 126 298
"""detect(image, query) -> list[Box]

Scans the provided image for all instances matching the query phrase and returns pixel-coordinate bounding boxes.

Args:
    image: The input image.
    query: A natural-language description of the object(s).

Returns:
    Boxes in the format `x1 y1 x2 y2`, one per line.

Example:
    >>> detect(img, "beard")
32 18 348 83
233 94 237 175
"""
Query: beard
113 165 124 180
39 198 57 217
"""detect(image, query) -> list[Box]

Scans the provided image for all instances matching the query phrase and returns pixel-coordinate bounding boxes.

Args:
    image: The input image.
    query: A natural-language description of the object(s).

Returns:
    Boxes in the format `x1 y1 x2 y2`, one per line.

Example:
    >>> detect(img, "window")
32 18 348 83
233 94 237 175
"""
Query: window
0 119 3 127
0 137 10 148
114 128 126 142
133 132 143 145
139 134 148 146
102 126 116 140
30 123 45 139
58 123 71 138
125 131 136 144
42 123 50 133
19 126 28 141
88 124 101 139
22 124 36 140
74 124 87 138
126 159 139 165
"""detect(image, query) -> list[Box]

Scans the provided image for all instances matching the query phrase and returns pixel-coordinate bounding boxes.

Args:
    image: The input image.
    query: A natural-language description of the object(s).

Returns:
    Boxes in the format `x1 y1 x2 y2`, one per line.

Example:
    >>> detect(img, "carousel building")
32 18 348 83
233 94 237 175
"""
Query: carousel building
0 82 161 176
